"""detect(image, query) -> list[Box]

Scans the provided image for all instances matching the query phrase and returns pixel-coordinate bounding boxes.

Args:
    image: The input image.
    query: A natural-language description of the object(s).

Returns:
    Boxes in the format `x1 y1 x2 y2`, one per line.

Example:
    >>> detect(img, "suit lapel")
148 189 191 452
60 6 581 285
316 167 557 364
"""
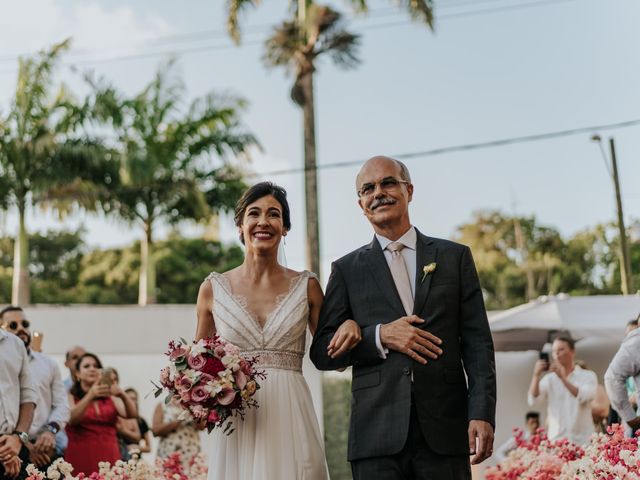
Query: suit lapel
364 237 406 317
413 231 437 316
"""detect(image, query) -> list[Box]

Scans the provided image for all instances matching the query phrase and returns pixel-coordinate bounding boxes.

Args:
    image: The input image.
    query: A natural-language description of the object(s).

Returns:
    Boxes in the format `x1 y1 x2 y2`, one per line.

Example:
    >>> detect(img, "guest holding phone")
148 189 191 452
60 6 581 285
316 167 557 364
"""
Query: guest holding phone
65 354 137 475
528 336 597 445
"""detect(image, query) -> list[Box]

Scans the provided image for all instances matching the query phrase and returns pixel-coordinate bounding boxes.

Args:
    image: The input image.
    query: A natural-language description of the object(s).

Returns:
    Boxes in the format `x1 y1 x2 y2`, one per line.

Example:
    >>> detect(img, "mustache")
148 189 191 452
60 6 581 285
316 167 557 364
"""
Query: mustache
370 197 396 210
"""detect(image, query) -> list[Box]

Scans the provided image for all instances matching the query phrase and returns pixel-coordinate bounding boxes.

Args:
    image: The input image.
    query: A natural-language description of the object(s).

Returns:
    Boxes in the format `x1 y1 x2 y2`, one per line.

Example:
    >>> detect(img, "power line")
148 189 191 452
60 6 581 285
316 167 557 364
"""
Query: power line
0 0 578 72
247 118 640 177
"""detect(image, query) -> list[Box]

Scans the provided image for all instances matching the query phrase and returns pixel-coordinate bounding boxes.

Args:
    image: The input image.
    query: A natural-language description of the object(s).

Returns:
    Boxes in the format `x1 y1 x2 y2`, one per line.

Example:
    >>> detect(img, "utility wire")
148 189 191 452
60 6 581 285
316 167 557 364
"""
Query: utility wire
246 118 640 177
0 0 578 72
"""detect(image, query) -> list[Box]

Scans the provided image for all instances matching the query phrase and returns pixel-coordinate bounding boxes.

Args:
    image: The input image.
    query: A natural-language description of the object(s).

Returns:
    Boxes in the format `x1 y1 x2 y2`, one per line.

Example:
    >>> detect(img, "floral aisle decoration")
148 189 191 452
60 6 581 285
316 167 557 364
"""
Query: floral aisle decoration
486 424 640 480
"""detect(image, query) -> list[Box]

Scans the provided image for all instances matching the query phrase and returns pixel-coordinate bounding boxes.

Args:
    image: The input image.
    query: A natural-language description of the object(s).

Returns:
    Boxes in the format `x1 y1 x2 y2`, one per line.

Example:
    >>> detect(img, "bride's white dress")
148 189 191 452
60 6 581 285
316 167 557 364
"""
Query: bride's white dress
205 271 329 480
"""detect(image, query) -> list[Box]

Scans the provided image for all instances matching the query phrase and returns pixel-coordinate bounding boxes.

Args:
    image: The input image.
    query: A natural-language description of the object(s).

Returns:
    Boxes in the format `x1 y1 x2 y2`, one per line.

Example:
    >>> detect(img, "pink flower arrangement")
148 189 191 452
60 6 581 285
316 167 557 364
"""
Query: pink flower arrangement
154 335 266 434
486 424 640 480
25 451 208 480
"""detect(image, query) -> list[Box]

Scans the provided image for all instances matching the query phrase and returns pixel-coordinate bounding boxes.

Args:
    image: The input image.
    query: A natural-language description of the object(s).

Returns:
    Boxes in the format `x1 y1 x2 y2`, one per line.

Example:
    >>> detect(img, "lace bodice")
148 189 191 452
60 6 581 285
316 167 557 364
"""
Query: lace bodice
207 271 316 372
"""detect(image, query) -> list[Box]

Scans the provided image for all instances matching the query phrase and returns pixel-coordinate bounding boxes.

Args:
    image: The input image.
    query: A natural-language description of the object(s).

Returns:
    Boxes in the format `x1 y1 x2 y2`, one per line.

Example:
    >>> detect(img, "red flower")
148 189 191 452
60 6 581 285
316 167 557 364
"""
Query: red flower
201 356 225 377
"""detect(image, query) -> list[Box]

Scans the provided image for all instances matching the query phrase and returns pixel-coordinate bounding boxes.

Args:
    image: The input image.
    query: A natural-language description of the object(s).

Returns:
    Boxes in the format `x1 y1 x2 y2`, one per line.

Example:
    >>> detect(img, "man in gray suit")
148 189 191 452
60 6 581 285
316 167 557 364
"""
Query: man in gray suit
310 156 496 479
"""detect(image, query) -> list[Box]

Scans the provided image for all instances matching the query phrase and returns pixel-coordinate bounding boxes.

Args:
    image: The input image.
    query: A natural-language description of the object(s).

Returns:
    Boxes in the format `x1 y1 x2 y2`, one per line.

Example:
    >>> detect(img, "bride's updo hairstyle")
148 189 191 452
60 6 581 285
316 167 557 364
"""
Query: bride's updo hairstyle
234 182 291 244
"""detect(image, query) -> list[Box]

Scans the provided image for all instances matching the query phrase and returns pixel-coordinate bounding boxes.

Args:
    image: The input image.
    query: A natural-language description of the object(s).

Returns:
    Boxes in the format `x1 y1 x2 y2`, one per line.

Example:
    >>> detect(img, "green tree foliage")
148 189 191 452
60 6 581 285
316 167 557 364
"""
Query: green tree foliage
0 232 243 304
87 60 255 304
455 211 638 309
0 39 116 305
322 375 351 480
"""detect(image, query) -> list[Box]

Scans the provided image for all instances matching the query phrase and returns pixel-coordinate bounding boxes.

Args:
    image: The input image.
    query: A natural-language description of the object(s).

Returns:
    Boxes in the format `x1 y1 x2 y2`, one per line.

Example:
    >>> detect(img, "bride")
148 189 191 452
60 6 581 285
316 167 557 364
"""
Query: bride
195 181 361 480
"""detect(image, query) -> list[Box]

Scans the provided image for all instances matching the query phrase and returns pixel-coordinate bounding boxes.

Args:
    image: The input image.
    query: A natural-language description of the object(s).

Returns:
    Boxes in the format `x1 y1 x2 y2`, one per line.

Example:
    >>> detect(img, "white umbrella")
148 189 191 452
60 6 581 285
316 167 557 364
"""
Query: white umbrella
489 294 640 351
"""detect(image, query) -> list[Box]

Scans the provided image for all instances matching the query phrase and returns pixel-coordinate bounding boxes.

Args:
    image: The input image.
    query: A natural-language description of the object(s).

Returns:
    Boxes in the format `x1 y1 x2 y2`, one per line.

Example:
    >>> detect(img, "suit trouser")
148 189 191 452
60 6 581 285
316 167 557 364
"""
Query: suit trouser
0 446 29 480
351 402 471 480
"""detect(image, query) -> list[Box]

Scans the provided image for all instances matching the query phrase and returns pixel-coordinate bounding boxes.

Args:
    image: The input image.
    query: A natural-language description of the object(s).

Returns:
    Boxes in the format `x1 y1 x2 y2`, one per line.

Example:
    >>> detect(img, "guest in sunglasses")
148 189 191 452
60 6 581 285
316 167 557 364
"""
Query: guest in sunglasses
0 306 37 479
0 306 70 471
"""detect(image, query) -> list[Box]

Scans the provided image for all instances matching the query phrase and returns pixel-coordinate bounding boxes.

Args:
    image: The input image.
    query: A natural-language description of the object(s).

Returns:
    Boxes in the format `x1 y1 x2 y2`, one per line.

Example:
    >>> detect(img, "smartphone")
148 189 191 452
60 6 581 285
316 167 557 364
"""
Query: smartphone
31 331 43 352
539 351 549 369
100 367 115 387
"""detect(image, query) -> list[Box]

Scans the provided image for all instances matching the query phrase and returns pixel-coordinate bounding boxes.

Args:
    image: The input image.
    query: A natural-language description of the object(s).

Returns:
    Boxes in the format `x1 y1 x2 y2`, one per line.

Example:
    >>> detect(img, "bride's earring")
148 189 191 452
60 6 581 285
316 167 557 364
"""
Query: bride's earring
283 232 287 245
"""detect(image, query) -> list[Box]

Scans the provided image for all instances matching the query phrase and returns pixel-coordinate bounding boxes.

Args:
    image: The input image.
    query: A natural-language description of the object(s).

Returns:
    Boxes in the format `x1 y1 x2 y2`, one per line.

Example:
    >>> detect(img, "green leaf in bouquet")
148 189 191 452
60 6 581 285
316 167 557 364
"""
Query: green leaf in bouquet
179 337 188 345
164 394 172 405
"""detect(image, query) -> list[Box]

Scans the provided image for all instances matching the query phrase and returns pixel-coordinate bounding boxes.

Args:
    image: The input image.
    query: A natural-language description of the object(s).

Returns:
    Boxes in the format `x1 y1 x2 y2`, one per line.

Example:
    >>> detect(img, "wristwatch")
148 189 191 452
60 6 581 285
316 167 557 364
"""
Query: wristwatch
45 423 59 435
13 430 29 445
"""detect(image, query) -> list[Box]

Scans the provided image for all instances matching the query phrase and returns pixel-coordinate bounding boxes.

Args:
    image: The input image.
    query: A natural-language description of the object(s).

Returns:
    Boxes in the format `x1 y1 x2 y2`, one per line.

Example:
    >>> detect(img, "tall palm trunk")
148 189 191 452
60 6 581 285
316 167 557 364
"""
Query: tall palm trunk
300 70 321 278
138 220 157 305
11 198 30 305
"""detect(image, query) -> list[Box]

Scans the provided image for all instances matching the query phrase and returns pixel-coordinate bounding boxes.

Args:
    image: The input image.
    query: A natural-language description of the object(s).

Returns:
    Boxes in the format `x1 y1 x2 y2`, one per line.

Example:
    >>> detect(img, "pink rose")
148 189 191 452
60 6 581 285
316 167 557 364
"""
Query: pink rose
178 376 193 392
169 346 188 361
217 387 237 406
199 372 215 385
191 385 209 403
234 370 247 390
214 346 226 358
180 390 191 402
224 343 240 356
208 410 220 423
187 354 207 370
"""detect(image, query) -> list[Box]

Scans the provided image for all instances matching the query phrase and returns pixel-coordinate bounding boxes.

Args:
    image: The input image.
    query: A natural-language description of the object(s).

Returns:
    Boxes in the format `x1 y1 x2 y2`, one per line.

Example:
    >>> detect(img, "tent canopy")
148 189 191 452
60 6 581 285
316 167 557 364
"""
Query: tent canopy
489 294 640 351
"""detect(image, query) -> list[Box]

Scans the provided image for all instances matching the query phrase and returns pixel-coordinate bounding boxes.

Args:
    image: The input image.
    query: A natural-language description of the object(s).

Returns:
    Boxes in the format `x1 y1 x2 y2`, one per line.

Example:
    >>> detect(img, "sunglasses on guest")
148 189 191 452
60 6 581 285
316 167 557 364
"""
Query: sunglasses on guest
7 319 30 330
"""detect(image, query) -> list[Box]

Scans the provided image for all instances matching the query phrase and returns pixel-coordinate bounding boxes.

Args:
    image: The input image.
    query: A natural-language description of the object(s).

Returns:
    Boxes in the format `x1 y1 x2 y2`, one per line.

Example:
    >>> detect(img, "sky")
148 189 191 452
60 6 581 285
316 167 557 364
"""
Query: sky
0 0 638 281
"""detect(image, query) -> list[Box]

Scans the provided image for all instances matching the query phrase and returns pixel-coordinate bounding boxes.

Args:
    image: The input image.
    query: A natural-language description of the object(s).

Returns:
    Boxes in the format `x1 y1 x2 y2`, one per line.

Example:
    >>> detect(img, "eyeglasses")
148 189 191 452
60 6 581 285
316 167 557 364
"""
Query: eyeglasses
357 177 410 198
8 319 30 330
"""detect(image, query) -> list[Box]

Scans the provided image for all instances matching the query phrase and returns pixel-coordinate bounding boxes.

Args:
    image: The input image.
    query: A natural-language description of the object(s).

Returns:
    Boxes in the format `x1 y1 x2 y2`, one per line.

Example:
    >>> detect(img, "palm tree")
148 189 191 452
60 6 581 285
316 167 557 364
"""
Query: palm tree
90 61 256 305
0 39 115 305
225 0 434 278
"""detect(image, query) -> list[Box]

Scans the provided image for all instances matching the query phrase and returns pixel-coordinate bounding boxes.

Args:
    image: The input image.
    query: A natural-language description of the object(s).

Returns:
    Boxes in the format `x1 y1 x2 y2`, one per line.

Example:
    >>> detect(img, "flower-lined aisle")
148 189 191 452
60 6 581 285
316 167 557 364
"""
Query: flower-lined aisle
25 452 207 480
486 425 640 480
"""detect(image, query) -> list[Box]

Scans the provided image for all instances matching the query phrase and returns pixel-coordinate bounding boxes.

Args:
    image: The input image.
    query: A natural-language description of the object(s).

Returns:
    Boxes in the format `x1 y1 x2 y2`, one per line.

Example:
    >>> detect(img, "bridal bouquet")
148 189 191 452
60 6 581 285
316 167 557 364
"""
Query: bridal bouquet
155 335 265 434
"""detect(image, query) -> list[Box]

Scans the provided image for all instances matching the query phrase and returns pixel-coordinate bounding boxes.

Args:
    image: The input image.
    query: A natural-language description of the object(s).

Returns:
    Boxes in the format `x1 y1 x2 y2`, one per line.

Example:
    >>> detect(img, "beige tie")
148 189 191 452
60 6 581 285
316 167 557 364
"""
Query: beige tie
387 242 414 316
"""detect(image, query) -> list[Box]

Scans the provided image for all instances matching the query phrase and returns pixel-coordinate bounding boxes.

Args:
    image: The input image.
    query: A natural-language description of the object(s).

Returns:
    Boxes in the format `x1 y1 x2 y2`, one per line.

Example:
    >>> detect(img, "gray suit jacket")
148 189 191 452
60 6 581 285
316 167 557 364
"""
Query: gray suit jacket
310 230 496 461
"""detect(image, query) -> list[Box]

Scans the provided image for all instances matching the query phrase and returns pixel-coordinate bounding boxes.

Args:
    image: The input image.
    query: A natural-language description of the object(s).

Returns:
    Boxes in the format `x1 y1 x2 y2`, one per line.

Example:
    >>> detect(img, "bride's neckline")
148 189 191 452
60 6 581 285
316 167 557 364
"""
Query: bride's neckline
214 271 307 331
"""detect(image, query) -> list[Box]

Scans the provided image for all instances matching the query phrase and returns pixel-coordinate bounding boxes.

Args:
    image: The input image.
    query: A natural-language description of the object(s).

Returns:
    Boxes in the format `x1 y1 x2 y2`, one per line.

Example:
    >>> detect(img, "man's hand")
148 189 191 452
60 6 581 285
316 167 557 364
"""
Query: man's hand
27 442 51 468
533 359 548 376
34 431 56 454
549 362 567 379
468 419 494 465
327 320 362 358
0 434 21 460
1 455 22 478
379 315 442 364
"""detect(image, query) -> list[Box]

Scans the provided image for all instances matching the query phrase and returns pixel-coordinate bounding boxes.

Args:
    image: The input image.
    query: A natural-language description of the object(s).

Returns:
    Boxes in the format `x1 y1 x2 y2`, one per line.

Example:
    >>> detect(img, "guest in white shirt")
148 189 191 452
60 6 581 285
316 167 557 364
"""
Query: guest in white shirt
0 307 37 480
1 307 70 469
528 336 597 445
604 326 640 434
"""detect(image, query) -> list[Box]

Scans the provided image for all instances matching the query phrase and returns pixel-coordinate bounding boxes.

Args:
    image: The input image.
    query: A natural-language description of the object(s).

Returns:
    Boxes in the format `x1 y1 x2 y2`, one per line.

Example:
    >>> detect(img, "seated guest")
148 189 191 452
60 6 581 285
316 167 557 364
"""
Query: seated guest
1 307 70 469
65 354 137 475
494 411 540 461
108 369 140 460
152 397 201 467
120 388 151 456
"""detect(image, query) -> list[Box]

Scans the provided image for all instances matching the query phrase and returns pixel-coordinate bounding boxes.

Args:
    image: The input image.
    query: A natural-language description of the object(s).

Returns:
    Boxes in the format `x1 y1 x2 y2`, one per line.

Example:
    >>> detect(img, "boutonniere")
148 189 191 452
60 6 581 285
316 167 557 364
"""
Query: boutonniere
421 262 437 283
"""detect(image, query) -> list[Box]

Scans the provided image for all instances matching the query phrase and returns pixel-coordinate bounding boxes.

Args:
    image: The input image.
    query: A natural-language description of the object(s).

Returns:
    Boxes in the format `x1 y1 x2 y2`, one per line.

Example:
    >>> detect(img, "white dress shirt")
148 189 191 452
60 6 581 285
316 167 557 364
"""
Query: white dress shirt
374 226 417 358
0 330 38 434
528 365 597 445
28 350 70 439
604 328 640 423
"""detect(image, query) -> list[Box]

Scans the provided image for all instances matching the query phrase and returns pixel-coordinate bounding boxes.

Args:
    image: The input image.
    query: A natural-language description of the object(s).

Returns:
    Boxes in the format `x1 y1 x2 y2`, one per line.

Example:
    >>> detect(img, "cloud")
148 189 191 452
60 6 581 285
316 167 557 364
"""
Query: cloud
0 0 173 59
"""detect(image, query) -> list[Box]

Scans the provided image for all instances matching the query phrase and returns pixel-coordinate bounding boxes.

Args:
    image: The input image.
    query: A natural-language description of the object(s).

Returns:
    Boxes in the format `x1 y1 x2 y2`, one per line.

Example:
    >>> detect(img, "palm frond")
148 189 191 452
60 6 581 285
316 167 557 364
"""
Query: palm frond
226 0 261 44
396 0 435 29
